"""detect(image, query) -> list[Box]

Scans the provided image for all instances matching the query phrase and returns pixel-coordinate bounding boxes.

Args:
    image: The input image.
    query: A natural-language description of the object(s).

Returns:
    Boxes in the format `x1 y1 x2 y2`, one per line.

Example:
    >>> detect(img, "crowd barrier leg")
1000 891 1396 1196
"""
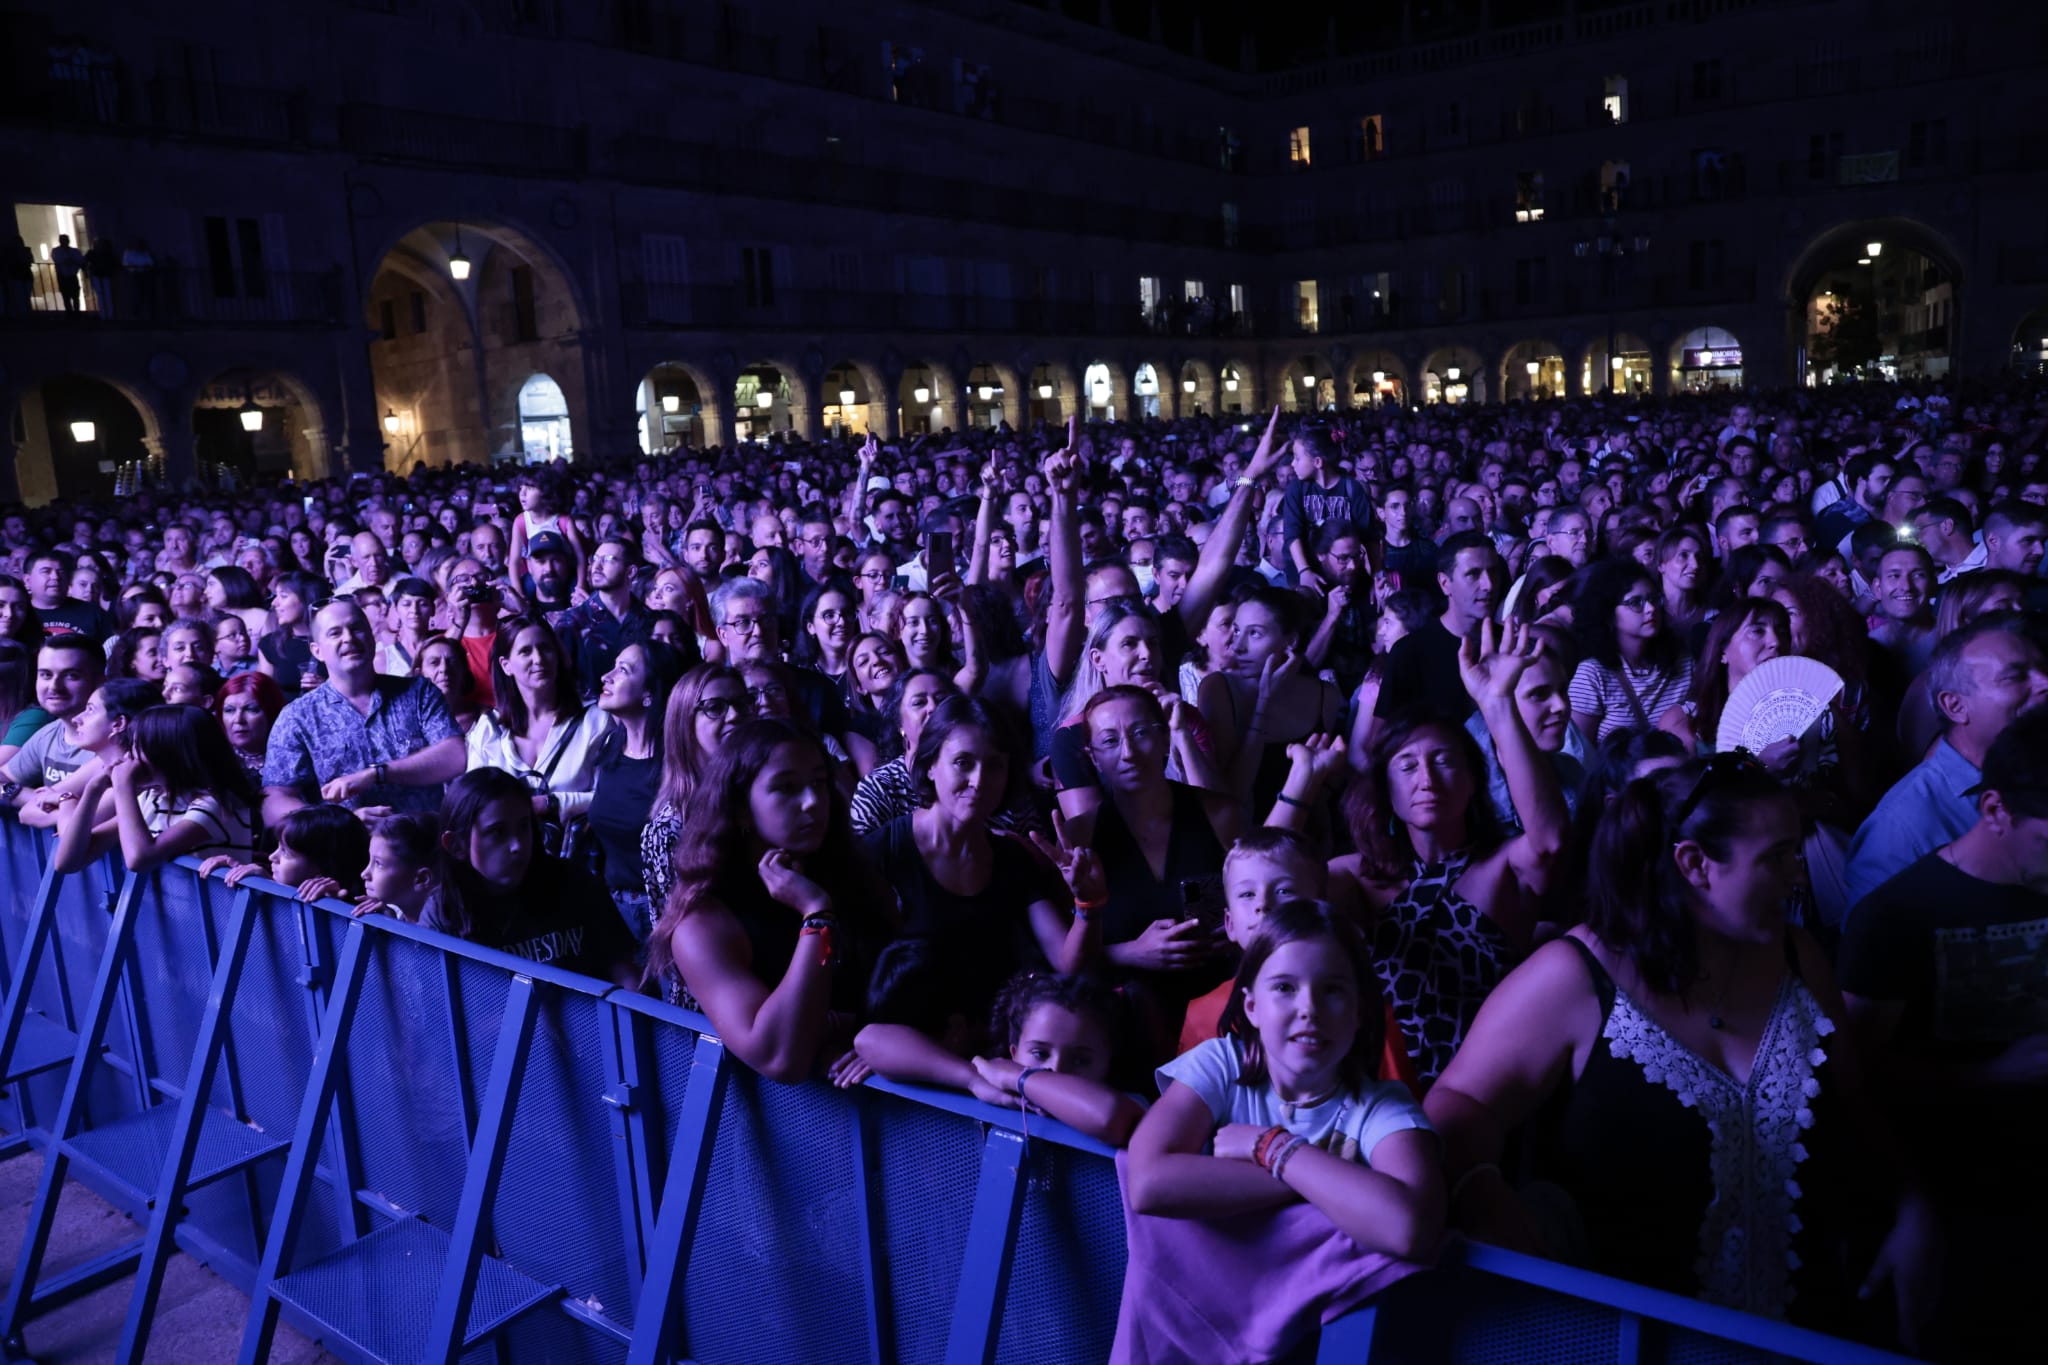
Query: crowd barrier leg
0 860 98 1158
601 1000 660 1325
113 885 286 1363
944 1128 1027 1365
419 975 539 1365
0 817 49 1157
622 1035 730 1365
0 875 146 1357
237 924 373 1365
240 927 561 1365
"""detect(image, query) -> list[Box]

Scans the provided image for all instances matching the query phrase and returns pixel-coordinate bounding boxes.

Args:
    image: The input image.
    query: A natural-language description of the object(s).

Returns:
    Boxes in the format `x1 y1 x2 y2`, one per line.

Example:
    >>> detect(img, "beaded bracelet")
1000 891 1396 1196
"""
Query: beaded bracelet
1252 1125 1291 1172
1268 1135 1309 1184
1072 895 1106 922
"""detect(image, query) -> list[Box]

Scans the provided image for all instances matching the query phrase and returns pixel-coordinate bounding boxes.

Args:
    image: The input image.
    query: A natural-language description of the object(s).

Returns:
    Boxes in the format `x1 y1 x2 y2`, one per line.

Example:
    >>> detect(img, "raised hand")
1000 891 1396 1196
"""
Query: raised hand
1028 810 1109 909
1457 617 1537 707
1255 647 1303 709
1285 733 1348 792
1244 406 1286 480
759 848 831 918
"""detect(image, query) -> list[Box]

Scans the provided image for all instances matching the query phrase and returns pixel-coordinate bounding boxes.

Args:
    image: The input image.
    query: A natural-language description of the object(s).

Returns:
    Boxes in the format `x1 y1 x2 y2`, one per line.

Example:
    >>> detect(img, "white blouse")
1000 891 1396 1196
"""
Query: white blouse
464 705 614 821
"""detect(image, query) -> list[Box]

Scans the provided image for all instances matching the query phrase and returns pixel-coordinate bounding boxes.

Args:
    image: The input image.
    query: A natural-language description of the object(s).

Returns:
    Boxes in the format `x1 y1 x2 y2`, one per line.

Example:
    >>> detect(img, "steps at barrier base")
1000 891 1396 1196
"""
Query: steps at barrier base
267 1216 558 1360
64 1101 287 1202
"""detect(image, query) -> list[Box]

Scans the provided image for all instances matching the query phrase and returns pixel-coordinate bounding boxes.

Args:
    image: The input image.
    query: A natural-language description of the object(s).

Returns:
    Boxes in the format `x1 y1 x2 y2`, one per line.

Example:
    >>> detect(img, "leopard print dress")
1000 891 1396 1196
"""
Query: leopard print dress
1370 851 1513 1086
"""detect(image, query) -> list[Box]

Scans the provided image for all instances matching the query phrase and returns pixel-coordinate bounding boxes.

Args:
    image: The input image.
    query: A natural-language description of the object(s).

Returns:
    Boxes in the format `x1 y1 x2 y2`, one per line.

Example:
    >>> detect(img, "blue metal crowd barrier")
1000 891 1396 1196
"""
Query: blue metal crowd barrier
0 823 1917 1365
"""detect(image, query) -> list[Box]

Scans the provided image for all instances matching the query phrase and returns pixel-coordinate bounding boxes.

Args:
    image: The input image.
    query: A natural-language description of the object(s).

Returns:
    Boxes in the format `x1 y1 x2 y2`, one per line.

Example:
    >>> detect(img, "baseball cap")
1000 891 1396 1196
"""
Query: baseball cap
529 530 571 559
1964 709 2048 816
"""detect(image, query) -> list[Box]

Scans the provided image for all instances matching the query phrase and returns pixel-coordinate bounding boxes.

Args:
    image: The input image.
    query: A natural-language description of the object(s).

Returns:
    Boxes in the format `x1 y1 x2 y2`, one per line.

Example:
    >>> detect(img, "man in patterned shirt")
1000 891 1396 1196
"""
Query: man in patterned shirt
261 599 466 827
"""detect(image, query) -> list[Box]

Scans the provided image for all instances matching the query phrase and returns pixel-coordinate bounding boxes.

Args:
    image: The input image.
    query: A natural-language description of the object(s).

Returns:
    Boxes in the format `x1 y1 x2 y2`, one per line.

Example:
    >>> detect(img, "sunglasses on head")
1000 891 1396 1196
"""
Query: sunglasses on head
1670 750 1771 829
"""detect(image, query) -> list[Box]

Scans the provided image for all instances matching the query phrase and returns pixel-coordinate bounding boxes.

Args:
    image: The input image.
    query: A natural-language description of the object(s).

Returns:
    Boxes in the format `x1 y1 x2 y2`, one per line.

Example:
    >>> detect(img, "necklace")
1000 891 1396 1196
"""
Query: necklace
1278 1085 1343 1122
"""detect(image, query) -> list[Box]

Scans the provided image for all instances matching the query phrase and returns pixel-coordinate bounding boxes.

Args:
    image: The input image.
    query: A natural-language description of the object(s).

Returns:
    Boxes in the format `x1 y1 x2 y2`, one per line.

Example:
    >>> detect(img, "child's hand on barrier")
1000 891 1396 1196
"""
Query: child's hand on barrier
826 1050 872 1090
219 862 266 888
296 876 348 903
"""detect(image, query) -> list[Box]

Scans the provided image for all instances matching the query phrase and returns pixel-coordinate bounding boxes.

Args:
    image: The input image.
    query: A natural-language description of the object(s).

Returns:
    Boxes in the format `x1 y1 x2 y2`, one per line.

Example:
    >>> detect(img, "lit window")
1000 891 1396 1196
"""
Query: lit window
1515 171 1546 223
1288 127 1312 167
1294 281 1320 333
1603 76 1628 124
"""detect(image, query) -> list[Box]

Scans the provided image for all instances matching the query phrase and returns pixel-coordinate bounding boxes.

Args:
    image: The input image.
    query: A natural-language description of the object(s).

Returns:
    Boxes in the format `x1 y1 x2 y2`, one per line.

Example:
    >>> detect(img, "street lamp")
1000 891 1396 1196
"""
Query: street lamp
239 400 264 433
1037 383 1053 399
755 390 775 410
1301 373 1316 388
448 227 471 281
1866 241 1883 258
1446 366 1461 381
383 408 401 436
69 420 96 444
977 385 993 401
1223 374 1239 392
661 394 681 414
838 388 856 406
1182 378 1195 393
913 384 931 405
1526 360 1541 375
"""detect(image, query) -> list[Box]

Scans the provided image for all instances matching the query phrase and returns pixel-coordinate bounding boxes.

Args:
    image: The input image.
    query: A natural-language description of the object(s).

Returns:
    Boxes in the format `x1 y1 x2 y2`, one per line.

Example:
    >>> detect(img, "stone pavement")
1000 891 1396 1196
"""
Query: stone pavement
0 1152 338 1363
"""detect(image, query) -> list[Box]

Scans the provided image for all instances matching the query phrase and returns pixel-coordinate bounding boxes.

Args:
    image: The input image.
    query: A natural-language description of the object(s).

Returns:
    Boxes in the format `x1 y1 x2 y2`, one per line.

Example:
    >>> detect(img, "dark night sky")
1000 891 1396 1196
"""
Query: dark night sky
1018 0 1591 71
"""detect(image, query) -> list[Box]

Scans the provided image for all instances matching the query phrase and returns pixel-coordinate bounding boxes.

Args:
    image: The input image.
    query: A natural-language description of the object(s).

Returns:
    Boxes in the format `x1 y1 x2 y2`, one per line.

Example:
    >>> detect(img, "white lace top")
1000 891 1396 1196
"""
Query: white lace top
1601 975 1836 1319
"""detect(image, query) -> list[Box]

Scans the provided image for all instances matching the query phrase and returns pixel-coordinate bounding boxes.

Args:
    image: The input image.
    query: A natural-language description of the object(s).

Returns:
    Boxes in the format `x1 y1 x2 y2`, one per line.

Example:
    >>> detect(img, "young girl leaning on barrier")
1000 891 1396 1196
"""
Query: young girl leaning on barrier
1124 900 1444 1260
848 965 1146 1149
53 704 258 873
199 803 370 904
415 768 638 989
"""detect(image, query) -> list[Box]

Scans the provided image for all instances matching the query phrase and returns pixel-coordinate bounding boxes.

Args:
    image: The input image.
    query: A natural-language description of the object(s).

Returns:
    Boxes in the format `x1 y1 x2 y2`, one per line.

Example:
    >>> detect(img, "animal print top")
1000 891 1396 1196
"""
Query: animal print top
1371 851 1513 1086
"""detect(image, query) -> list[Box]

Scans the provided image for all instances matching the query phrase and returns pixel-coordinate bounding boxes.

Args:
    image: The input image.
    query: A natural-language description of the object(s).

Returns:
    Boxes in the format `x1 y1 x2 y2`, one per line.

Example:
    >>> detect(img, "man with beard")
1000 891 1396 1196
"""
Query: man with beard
1372 531 1500 729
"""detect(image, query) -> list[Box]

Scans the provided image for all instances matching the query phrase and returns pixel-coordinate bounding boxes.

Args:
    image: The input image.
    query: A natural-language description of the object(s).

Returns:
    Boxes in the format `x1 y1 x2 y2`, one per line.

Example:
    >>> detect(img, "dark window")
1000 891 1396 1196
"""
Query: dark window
1514 258 1547 305
1688 240 1727 291
512 265 537 341
1692 59 1723 99
742 246 775 307
1808 130 1843 180
203 217 236 298
1907 118 1948 168
235 218 267 297
409 289 428 333
379 298 397 341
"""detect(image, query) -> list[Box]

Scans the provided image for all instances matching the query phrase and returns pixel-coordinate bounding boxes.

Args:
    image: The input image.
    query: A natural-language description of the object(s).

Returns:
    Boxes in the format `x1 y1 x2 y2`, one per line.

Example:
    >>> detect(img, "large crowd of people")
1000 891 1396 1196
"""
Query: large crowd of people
5 376 2047 1359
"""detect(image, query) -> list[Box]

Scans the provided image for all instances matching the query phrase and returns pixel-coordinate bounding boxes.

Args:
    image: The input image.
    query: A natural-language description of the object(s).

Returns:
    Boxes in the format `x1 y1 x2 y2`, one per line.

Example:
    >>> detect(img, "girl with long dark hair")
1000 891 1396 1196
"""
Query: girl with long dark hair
1569 559 1692 742
640 663 747 912
645 718 890 1082
465 614 613 821
420 768 637 985
55 704 258 871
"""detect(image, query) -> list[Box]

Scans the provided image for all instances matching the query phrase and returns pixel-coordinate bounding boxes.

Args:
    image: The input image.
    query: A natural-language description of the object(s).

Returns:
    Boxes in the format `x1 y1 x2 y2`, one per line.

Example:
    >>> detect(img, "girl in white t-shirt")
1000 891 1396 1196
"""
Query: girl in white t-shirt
1125 900 1444 1260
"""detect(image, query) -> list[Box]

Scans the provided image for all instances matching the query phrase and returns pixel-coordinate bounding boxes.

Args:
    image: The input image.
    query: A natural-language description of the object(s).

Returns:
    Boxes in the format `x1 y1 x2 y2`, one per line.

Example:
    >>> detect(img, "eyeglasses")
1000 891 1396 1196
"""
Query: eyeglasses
1090 724 1166 755
746 684 788 704
1618 595 1657 612
1671 751 1771 829
695 697 745 719
721 615 767 635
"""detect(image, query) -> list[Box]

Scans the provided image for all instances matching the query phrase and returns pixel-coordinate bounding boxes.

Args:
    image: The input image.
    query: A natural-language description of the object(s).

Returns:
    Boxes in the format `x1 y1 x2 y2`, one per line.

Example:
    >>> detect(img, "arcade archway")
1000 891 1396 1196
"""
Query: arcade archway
1422 345 1485 405
365 220 589 467
1787 220 1961 384
1500 341 1565 401
1669 326 1745 392
193 368 329 482
637 363 710 453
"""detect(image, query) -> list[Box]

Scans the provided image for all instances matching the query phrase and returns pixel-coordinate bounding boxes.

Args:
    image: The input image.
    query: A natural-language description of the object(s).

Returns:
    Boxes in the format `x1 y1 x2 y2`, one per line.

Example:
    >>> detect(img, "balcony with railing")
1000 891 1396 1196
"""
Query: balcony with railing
612 134 1247 249
2 262 343 327
618 283 1257 339
338 103 587 175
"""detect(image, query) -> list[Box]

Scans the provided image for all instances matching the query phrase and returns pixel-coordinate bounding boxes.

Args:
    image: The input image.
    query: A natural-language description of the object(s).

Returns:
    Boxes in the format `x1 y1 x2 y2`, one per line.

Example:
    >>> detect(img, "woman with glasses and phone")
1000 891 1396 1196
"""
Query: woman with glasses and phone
1569 559 1694 743
1426 752 1929 1348
640 663 747 913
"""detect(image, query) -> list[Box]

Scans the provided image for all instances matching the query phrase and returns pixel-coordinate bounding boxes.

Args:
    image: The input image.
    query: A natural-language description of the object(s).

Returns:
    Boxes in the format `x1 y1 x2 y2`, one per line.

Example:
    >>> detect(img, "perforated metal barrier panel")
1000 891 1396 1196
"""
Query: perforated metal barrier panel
0 823 1917 1365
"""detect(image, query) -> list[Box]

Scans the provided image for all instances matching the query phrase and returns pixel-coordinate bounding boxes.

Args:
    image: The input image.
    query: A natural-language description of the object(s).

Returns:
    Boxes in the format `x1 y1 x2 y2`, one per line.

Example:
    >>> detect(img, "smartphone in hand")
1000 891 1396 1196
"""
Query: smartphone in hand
926 530 955 583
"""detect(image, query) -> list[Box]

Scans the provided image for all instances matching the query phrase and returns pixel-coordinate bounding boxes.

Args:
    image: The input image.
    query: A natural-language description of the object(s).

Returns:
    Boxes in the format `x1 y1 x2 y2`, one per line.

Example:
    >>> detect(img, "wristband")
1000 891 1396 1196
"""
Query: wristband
1235 476 1255 489
1252 1125 1291 1171
373 761 388 785
1274 791 1303 808
801 913 839 931
1269 1134 1309 1183
1072 894 1107 921
1016 1064 1050 1107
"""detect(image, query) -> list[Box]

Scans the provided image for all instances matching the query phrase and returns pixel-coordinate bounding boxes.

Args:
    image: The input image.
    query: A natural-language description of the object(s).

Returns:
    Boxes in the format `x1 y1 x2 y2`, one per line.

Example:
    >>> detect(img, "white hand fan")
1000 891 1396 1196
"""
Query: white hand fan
1716 655 1844 756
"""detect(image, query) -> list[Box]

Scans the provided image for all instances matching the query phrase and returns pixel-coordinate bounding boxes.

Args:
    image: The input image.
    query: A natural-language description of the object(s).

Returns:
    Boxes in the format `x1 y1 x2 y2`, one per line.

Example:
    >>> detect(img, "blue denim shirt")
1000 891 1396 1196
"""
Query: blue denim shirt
263 675 460 814
1845 738 1980 912
1463 710 1589 835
